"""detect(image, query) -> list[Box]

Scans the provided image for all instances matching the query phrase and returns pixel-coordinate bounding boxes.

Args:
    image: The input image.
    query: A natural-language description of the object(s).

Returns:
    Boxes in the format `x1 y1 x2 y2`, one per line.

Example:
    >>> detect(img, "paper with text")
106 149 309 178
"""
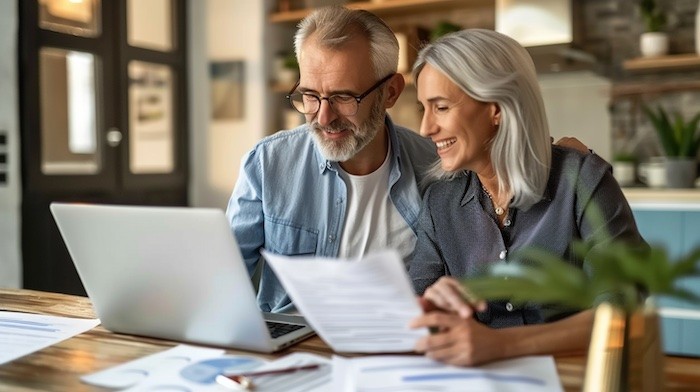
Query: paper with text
332 354 563 392
0 311 100 365
262 249 427 353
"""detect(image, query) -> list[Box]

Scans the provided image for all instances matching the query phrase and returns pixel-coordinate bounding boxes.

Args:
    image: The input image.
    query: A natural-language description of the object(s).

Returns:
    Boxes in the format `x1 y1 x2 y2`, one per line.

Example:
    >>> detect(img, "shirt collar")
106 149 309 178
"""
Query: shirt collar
461 171 478 207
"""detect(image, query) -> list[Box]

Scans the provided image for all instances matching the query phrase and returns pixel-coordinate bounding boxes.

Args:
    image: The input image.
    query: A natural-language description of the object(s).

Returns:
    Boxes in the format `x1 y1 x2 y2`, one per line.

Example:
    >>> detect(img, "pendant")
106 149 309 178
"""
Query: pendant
495 206 505 215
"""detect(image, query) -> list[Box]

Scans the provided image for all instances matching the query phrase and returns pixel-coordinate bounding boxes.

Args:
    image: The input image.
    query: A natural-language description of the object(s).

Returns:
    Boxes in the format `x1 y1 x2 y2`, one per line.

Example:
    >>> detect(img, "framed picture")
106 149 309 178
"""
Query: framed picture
128 61 174 174
210 60 244 120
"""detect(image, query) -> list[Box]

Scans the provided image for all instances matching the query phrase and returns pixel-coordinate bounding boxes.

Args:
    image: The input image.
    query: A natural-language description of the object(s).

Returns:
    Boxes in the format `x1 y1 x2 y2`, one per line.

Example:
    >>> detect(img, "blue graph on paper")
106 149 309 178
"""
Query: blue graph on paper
180 356 263 385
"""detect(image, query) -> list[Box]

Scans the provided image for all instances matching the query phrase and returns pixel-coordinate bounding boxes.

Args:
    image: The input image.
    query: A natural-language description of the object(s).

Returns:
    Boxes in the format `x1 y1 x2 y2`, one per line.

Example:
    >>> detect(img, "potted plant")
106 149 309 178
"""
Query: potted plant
642 105 700 188
612 152 637 187
639 0 669 57
460 207 700 390
274 51 299 85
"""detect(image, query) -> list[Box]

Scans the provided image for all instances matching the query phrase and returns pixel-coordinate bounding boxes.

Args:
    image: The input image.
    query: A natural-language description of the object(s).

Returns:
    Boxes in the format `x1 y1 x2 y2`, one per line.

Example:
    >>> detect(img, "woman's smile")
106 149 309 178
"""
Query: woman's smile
435 137 457 152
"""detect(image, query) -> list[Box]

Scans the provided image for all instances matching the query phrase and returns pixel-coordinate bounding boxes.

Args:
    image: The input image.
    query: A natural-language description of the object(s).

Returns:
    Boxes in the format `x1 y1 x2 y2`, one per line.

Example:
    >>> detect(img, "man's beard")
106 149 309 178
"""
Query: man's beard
310 94 385 162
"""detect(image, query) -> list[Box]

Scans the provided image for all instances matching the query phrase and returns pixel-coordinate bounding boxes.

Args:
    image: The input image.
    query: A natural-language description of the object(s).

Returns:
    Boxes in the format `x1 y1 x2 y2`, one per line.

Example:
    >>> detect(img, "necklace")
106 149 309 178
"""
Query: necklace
481 185 506 216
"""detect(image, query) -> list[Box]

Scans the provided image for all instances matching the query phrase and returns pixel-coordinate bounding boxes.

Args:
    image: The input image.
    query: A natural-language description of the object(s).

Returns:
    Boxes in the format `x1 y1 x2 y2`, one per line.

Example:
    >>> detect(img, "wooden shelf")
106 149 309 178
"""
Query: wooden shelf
623 54 700 72
611 79 700 98
269 0 491 23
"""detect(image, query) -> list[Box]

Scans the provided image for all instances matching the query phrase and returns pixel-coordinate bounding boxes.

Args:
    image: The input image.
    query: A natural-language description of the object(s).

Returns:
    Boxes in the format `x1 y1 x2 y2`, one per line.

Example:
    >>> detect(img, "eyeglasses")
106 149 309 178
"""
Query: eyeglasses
286 73 394 117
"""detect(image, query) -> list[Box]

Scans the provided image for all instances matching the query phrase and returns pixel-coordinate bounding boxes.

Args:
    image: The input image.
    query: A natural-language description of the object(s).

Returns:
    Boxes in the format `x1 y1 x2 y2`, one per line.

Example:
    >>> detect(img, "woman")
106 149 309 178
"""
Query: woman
407 29 644 366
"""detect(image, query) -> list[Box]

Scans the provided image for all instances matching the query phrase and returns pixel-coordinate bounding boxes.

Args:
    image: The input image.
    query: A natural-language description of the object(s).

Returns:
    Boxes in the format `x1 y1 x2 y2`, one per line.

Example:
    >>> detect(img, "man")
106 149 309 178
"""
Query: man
226 6 437 313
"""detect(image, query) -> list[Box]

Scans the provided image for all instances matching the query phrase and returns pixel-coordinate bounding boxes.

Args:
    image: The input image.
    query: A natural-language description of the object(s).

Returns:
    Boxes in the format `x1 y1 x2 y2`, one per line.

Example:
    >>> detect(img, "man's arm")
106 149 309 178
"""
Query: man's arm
225 151 266 278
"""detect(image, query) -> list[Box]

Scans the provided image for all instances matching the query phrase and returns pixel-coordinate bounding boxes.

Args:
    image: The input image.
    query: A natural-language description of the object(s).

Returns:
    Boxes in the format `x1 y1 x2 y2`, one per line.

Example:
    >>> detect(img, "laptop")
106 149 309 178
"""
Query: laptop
50 202 315 353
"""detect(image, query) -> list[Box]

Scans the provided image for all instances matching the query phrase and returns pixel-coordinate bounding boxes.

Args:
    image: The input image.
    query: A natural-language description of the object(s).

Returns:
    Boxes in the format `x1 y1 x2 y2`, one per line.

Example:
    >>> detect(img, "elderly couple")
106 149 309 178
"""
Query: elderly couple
226 6 643 367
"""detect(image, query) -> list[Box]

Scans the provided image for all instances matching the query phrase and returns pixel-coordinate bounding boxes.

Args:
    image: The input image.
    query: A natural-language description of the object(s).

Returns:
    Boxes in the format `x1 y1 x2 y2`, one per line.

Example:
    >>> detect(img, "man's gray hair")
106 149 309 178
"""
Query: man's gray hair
294 6 399 79
413 29 551 210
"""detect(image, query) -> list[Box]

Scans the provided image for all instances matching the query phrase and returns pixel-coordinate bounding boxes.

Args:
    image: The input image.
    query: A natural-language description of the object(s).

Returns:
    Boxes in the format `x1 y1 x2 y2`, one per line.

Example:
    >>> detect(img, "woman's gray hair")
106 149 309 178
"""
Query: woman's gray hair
294 6 398 79
413 29 551 210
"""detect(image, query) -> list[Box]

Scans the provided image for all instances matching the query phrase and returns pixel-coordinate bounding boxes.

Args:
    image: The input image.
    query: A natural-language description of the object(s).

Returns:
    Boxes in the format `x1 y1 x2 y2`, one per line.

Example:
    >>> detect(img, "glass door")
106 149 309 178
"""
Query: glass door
121 0 188 190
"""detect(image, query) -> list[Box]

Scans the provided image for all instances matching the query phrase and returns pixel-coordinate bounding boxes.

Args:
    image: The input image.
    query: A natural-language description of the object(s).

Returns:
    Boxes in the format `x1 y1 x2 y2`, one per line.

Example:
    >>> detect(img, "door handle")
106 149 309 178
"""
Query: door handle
106 127 123 147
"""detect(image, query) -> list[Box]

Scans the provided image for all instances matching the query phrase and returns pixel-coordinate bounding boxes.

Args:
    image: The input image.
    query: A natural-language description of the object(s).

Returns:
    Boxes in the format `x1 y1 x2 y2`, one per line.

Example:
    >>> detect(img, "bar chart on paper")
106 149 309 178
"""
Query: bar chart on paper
332 355 564 392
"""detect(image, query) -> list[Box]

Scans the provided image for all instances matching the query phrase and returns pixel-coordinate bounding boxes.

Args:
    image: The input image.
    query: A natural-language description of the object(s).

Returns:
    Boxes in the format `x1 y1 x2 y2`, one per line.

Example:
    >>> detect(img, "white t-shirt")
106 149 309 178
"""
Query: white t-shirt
337 144 416 261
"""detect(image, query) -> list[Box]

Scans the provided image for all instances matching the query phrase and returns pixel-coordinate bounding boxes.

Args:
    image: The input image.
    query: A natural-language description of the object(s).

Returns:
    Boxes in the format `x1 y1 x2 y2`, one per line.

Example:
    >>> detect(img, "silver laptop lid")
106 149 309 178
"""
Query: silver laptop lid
50 203 311 352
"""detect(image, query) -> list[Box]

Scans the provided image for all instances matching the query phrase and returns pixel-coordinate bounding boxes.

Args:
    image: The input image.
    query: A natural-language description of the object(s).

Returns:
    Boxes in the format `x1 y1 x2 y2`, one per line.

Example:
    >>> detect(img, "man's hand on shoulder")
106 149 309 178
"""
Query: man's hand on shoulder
553 136 590 154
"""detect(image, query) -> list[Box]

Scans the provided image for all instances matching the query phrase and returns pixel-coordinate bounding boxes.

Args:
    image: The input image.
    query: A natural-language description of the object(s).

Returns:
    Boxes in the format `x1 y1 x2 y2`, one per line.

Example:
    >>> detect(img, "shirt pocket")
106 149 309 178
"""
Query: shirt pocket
264 217 318 255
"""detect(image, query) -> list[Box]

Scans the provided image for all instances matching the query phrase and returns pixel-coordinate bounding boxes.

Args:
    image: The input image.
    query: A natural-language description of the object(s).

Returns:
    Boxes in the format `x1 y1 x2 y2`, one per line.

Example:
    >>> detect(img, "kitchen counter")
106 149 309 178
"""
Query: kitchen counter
622 187 700 209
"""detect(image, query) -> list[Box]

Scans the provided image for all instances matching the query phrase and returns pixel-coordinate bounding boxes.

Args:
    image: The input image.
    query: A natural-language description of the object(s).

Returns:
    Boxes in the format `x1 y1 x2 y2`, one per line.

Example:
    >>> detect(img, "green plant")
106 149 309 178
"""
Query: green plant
430 21 461 42
283 52 299 71
639 0 667 32
613 152 637 163
642 105 700 158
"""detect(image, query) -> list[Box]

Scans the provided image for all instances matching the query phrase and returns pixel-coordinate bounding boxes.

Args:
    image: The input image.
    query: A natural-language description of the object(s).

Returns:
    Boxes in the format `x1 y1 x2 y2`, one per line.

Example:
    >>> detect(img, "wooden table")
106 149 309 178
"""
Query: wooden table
1 289 699 391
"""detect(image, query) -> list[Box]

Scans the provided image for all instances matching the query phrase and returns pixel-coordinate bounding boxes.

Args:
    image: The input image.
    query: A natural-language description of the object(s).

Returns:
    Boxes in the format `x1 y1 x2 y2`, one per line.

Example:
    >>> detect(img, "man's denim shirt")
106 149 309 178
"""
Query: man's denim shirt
226 116 437 313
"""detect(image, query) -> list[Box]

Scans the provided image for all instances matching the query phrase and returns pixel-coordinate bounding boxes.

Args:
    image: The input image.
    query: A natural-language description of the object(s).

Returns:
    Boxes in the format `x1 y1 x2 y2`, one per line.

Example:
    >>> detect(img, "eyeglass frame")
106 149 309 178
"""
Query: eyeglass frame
285 73 395 116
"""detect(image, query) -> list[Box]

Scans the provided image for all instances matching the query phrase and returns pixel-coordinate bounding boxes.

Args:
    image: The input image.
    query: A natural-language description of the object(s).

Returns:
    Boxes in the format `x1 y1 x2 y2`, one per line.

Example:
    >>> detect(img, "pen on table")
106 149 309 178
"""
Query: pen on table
226 364 321 379
215 364 322 391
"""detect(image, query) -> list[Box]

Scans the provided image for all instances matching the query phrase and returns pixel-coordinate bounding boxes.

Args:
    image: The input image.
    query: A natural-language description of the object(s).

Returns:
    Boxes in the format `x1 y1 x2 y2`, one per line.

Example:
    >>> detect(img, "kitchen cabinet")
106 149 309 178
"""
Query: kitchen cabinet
631 205 700 356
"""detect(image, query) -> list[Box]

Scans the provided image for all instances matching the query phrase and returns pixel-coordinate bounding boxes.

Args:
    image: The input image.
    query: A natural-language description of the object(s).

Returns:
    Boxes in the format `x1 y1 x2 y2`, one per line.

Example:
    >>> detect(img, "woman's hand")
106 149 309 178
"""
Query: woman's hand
410 306 595 367
420 276 486 319
410 277 495 366
411 312 505 366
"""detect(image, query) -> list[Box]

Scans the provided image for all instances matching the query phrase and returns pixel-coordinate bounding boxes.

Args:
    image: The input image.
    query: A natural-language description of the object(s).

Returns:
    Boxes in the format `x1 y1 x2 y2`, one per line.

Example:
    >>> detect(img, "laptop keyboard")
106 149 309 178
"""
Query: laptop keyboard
266 321 305 338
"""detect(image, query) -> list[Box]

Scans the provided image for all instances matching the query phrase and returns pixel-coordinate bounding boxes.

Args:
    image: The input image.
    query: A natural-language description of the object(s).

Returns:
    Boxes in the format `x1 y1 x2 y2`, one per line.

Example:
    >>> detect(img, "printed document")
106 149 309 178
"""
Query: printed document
333 354 563 392
0 311 100 365
82 344 331 392
262 249 427 353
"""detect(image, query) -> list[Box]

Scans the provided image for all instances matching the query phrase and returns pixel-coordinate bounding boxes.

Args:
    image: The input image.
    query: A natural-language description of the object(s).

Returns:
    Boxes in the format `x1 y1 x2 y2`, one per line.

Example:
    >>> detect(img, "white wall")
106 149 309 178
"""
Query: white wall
539 71 612 161
0 0 21 288
188 0 270 209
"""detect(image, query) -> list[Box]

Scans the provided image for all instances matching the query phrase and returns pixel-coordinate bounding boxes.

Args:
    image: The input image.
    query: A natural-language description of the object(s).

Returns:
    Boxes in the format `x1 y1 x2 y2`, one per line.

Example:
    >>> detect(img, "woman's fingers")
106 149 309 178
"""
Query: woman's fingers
423 277 485 318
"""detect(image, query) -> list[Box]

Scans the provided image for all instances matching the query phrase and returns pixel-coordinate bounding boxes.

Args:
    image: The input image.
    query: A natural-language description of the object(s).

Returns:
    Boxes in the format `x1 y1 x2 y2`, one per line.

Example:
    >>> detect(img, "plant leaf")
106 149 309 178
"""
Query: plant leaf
674 112 690 157
657 106 679 156
685 112 700 157
642 105 678 156
670 246 700 280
